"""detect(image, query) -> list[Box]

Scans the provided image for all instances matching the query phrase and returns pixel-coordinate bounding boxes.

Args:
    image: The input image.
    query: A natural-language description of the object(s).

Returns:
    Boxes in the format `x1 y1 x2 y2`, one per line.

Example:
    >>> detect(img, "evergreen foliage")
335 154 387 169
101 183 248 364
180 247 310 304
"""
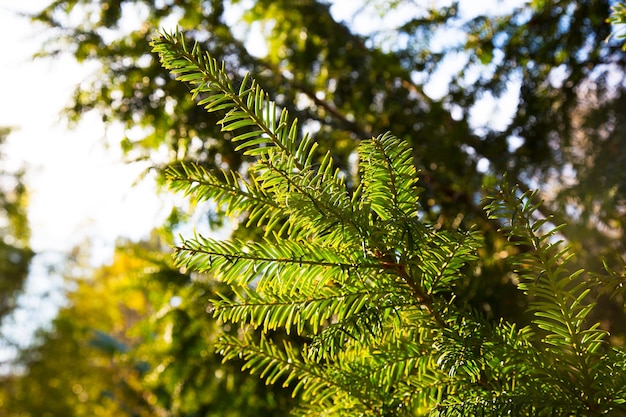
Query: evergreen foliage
152 31 626 416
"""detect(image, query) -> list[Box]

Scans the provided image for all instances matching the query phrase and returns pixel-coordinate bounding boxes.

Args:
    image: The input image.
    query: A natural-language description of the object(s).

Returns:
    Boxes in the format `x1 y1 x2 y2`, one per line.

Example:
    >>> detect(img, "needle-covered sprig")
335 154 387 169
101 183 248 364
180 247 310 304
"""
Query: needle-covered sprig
152 29 626 416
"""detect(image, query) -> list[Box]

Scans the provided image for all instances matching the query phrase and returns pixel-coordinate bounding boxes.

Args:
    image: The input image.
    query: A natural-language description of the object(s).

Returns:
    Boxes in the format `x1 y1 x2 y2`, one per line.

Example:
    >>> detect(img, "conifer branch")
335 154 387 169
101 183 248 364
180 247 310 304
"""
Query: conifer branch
153 29 626 416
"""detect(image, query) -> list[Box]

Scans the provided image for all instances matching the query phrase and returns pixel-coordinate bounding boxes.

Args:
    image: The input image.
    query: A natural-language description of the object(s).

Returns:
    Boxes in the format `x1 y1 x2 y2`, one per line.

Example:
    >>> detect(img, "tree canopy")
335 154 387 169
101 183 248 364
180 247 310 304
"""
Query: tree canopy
0 127 33 333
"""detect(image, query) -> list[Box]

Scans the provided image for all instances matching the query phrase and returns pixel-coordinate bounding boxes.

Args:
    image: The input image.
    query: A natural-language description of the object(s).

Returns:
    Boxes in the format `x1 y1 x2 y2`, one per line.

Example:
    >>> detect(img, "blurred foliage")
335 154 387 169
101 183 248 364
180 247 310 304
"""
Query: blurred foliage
0 127 33 329
0 233 295 415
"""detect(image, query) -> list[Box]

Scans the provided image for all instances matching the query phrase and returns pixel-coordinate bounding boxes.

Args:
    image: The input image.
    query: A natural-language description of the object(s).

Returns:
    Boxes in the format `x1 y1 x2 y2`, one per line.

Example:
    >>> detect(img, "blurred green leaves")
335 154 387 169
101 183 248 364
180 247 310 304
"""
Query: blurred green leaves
0 128 33 328
0 234 296 416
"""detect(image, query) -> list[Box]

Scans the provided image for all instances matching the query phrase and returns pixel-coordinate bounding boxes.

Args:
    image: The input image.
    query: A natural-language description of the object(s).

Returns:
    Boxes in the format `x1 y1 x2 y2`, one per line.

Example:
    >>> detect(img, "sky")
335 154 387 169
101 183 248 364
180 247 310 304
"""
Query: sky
0 0 174 349
0 1 171 260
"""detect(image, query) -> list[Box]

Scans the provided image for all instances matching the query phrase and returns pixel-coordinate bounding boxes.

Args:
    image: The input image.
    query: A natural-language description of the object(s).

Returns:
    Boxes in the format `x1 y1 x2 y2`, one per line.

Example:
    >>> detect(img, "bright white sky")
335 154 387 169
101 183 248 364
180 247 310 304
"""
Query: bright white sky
0 0 174 349
0 1 170 258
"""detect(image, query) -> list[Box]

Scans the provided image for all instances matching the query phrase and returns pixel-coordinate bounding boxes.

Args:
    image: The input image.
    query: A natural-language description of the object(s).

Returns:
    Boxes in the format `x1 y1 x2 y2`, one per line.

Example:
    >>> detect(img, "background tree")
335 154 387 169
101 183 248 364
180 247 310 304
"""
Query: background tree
0 127 33 333
0 233 296 416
